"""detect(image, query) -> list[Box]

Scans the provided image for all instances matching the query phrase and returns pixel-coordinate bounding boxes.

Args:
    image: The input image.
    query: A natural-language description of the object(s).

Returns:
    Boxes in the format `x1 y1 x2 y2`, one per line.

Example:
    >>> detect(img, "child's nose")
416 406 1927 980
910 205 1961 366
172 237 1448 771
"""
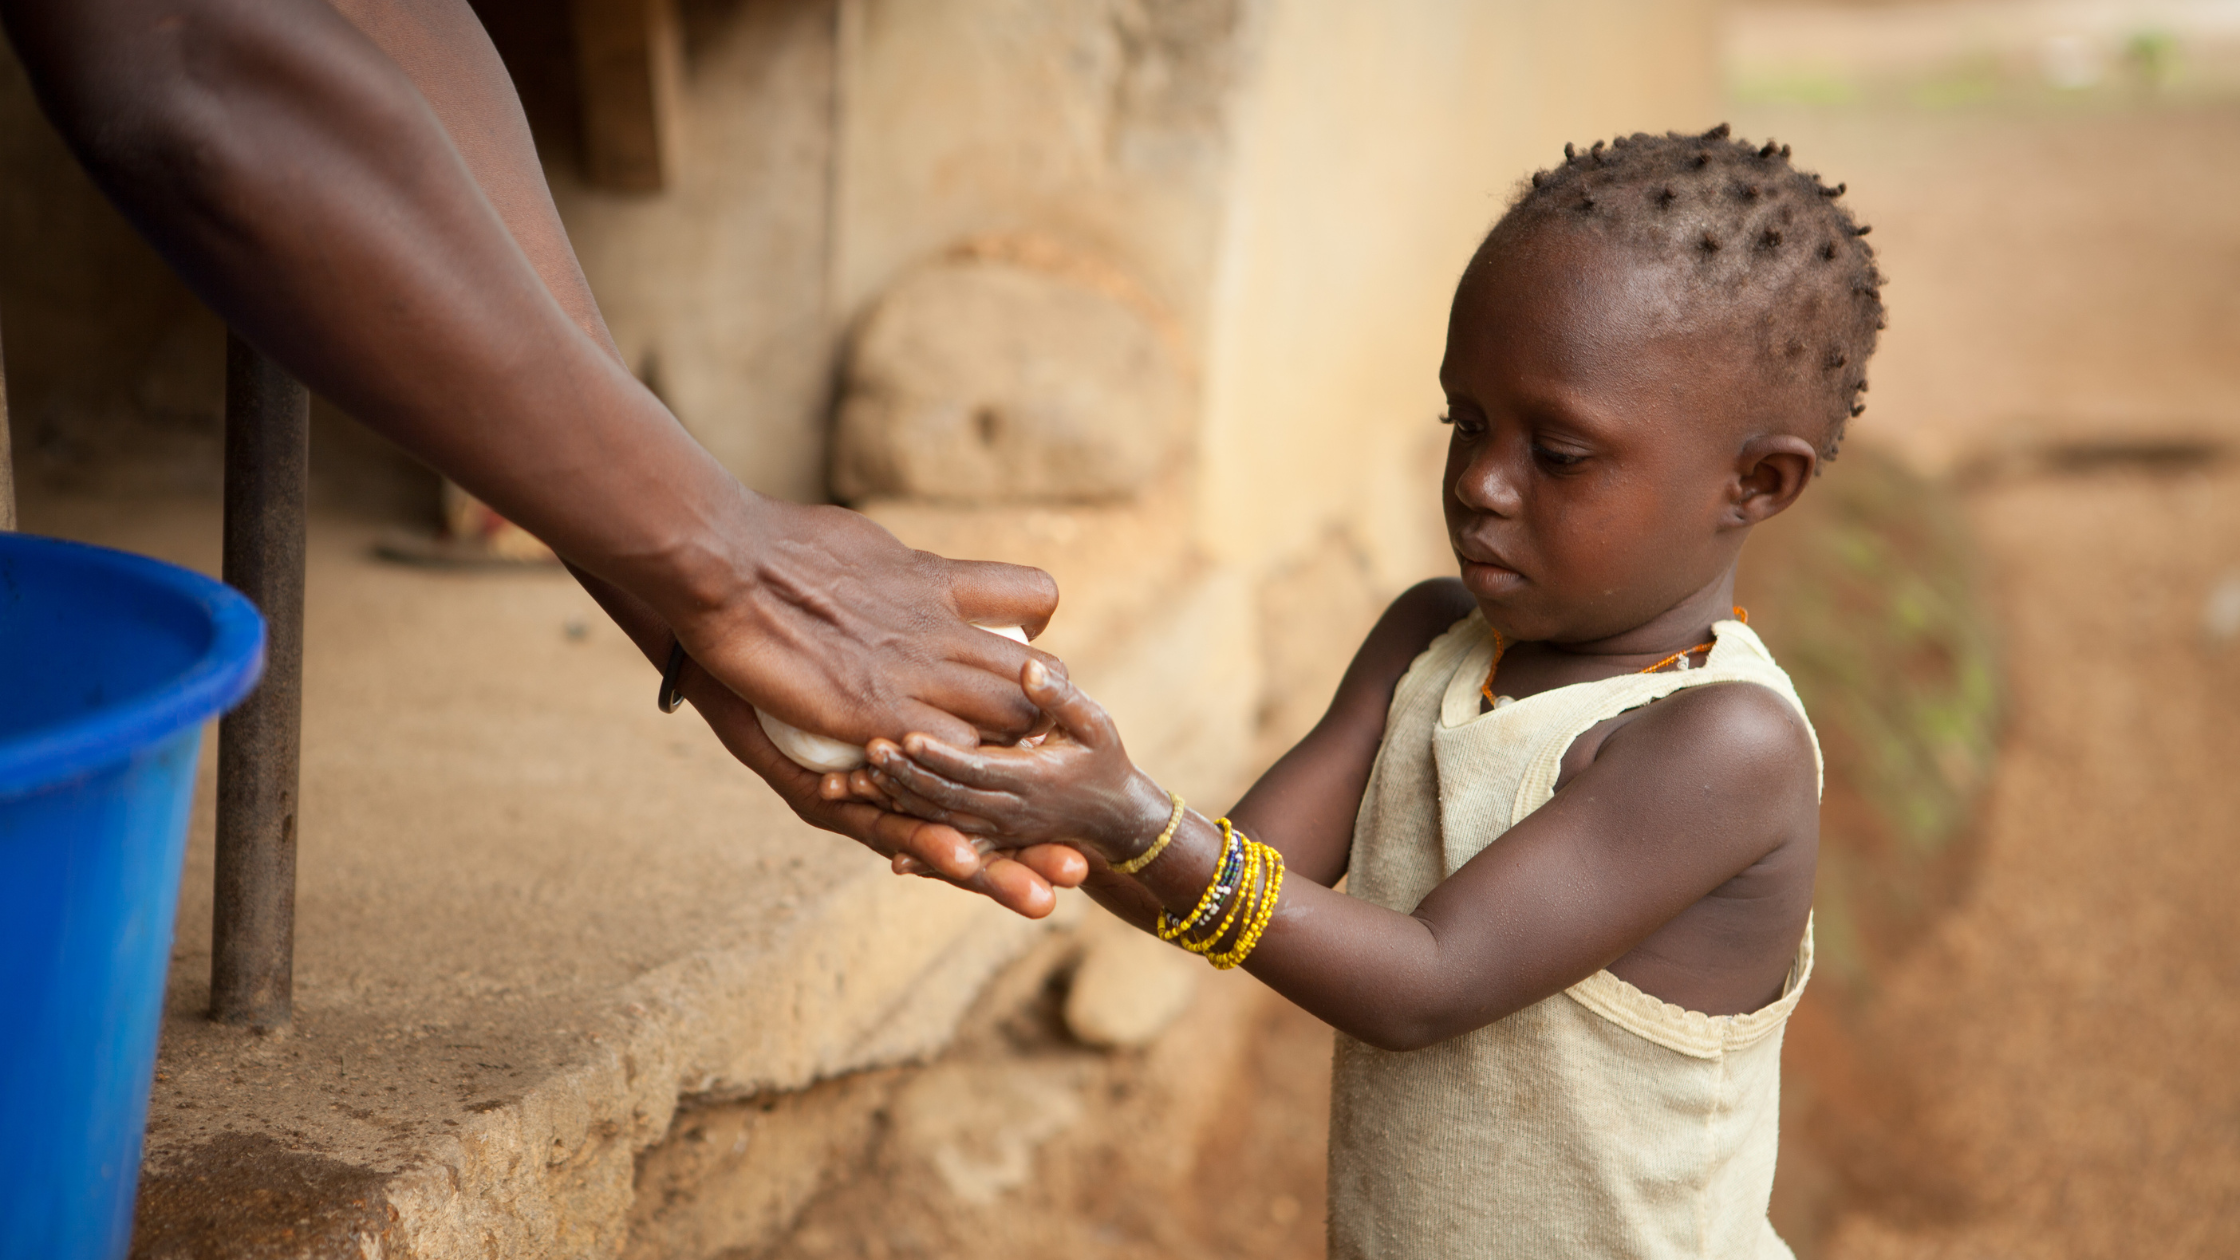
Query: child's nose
1453 446 1523 516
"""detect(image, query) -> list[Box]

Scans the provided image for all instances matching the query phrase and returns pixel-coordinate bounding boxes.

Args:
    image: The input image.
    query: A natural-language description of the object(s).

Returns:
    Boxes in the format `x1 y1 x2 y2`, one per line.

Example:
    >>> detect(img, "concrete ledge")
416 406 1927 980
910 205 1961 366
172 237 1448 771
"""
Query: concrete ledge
18 495 1067 1259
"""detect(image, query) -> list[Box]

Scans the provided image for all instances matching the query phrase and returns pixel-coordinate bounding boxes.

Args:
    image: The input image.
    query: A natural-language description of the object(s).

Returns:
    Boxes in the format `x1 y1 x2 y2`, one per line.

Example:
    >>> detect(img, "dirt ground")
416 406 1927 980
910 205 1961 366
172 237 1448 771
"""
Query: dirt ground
1739 95 2240 1257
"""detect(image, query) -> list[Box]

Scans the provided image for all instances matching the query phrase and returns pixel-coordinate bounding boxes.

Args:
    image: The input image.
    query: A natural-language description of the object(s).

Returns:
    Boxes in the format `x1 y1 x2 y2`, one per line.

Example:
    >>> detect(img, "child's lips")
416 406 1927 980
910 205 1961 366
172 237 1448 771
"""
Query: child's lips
1455 540 1522 580
1458 556 1524 594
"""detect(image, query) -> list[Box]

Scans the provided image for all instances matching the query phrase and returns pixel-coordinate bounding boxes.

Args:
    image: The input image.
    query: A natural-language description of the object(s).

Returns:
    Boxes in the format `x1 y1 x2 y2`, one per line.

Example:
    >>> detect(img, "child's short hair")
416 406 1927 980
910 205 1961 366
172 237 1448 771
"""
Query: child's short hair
1481 124 1886 461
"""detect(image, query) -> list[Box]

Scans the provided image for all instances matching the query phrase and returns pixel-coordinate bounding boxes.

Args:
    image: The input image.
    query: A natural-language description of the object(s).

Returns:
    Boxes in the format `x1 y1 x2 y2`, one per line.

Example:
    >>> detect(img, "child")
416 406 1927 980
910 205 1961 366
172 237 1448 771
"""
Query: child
860 125 1883 1258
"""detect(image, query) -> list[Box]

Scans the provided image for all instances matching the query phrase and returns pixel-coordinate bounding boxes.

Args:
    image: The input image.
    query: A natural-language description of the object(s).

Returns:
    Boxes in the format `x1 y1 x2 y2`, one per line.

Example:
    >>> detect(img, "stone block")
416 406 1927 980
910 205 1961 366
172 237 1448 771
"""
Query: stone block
832 260 1190 504
1063 910 1201 1050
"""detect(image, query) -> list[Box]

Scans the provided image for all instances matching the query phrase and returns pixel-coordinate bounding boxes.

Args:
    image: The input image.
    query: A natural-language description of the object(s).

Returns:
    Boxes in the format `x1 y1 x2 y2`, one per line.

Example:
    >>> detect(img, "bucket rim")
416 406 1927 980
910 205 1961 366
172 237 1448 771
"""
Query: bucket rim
0 532 267 800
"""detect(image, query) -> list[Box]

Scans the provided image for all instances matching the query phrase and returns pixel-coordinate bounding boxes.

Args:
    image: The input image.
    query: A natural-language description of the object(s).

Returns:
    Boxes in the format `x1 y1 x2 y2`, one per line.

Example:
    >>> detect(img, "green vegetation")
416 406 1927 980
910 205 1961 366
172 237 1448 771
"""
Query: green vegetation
1738 448 2001 990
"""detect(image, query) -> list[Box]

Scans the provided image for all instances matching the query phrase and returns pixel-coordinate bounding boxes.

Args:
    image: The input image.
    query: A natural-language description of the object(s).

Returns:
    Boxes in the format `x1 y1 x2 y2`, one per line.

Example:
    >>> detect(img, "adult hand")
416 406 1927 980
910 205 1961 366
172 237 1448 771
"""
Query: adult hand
865 661 1178 869
677 658 1088 918
2 0 1066 753
669 498 1064 753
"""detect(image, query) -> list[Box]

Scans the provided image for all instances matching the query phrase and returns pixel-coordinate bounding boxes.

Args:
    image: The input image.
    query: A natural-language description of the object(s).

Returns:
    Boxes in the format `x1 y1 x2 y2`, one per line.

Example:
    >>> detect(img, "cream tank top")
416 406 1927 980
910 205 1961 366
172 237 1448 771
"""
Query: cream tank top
1327 610 1819 1260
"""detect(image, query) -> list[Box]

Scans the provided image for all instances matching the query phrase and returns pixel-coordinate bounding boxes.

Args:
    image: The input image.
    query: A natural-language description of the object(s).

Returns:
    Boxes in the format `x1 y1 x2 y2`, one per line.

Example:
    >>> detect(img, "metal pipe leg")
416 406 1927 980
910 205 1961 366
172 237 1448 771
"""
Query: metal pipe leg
211 333 308 1028
1 307 16 532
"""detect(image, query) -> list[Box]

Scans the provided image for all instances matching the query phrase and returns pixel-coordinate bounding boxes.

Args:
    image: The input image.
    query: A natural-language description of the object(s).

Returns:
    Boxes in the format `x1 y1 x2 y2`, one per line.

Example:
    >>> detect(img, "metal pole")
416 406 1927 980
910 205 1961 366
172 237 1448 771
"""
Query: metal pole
1 307 16 532
211 332 307 1028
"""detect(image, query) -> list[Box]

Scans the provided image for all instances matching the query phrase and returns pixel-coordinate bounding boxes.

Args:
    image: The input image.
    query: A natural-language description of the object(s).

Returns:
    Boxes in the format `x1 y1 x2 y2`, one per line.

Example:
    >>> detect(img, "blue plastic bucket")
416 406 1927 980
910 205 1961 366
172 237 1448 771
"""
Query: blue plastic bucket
0 532 264 1260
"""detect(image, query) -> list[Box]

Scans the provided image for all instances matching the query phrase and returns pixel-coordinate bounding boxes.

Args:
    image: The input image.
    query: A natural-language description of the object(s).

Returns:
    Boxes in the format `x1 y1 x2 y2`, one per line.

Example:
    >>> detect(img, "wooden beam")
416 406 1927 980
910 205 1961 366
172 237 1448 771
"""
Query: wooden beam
572 0 683 192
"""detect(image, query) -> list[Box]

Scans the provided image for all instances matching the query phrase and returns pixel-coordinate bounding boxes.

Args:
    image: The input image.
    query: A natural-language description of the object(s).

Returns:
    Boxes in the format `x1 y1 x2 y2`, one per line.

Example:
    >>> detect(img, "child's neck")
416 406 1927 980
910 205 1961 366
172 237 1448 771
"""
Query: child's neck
1485 567 1743 700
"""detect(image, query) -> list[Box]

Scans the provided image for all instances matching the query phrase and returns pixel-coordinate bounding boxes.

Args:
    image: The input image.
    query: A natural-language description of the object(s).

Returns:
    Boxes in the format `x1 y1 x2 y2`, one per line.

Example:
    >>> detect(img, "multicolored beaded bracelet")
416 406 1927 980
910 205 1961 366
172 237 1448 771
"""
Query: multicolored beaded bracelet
1157 820 1243 942
1156 817 1284 971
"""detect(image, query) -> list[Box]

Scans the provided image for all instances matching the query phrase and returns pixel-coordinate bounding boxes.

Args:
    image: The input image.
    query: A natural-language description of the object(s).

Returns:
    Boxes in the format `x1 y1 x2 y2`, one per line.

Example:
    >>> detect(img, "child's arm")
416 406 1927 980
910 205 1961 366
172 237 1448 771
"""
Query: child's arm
867 650 1818 1051
1228 579 1482 886
868 579 1475 925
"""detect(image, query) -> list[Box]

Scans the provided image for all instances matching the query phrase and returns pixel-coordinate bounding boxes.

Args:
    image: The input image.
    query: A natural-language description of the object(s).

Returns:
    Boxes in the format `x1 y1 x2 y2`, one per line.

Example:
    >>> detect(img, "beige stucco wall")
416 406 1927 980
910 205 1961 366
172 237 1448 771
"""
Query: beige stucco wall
820 0 1717 580
810 0 1720 821
1196 0 1721 589
832 0 1240 349
553 0 843 504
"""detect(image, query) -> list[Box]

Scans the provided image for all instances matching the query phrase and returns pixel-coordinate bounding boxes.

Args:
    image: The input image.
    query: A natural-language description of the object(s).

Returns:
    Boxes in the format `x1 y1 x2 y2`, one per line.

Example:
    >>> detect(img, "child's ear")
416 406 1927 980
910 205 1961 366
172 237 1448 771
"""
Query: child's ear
1730 434 1818 526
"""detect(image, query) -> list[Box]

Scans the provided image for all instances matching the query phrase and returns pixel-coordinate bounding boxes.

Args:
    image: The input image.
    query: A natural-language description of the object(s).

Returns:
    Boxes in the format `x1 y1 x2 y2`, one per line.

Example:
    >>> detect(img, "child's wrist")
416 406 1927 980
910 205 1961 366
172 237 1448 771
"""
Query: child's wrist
1099 774 1181 865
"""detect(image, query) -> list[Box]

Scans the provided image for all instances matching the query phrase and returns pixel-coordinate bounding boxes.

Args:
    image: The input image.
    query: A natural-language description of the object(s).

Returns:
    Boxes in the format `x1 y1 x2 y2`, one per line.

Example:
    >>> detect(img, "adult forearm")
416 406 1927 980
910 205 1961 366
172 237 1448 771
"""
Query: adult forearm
7 0 1059 749
324 0 620 357
1 0 743 621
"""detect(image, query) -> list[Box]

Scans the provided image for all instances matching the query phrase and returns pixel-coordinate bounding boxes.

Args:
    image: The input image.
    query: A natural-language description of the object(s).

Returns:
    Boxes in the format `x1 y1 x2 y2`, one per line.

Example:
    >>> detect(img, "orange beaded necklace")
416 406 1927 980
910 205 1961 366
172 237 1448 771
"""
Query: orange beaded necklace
1481 607 1748 709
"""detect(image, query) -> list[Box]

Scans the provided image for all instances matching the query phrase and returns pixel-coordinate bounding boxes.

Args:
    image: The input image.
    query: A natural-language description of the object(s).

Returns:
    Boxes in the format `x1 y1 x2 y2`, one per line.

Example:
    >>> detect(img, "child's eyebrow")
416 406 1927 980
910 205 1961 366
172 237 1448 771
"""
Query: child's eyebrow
1484 383 1620 440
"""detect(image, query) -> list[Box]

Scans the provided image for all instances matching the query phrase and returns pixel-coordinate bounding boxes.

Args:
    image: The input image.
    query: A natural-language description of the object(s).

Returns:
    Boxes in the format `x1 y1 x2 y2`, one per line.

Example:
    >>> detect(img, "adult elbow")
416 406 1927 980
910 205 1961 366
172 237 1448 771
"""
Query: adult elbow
9 9 234 219
7 0 414 238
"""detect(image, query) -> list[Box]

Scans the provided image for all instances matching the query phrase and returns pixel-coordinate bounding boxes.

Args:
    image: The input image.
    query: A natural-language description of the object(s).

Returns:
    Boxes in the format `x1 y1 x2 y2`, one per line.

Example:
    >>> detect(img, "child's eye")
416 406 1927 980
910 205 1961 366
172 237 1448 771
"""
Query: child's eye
1531 444 1587 471
1441 411 1488 437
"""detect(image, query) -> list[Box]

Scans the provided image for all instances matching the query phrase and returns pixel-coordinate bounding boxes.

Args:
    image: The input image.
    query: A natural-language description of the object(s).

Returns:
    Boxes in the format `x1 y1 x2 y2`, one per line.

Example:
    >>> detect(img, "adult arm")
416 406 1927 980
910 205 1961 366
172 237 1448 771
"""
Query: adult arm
0 0 1057 754
0 0 1078 907
324 0 1080 906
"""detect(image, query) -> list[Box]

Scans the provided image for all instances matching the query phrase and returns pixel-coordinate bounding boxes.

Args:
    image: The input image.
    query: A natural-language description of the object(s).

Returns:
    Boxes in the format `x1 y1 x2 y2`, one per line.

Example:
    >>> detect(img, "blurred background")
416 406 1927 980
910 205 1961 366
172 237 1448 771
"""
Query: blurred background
2 1 2235 1257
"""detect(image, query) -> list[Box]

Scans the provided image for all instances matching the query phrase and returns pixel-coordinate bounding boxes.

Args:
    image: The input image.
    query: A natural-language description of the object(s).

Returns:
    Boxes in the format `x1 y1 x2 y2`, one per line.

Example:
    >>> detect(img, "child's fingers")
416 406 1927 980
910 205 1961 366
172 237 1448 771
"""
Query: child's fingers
1021 659 1120 751
887 734 1046 796
869 744 1022 820
867 766 1002 835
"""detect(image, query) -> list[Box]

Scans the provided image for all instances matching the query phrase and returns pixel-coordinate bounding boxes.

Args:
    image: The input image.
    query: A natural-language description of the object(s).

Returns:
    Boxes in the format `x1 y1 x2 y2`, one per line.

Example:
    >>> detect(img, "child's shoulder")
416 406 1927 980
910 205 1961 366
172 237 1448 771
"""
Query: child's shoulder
1307 580 1479 744
1372 578 1480 658
1565 672 1820 821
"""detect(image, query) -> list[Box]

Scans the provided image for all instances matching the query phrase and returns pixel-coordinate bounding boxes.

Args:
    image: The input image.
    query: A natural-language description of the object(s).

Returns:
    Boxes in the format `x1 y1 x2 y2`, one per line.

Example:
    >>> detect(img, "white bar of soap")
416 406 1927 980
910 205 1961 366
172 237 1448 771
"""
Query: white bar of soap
757 624 1031 772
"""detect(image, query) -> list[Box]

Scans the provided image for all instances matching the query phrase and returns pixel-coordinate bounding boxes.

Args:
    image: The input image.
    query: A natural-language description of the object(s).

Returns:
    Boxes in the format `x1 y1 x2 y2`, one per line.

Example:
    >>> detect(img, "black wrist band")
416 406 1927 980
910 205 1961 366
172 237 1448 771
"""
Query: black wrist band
658 637 690 713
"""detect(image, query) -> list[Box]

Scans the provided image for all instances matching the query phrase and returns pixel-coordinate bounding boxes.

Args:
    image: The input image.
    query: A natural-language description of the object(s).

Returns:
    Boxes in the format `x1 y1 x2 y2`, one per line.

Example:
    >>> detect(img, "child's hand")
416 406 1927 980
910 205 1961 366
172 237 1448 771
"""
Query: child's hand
684 664 1085 916
822 766 1091 891
863 660 1177 868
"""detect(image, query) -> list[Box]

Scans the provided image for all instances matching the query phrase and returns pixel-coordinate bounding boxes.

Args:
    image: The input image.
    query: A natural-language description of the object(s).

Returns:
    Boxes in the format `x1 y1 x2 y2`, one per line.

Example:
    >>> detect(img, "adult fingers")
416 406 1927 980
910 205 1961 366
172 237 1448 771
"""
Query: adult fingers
845 767 895 805
963 855 1057 919
1015 843 1089 889
863 813 985 882
893 845 1059 918
945 558 1060 640
922 662 1048 745
891 695 980 753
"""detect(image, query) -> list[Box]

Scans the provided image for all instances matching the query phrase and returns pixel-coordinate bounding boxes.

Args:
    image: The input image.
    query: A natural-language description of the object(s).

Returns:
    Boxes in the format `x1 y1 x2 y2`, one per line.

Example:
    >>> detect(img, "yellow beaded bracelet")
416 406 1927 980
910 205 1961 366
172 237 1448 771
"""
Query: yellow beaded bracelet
1111 790 1186 876
1157 818 1242 943
1183 832 1262 956
1210 846 1284 970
